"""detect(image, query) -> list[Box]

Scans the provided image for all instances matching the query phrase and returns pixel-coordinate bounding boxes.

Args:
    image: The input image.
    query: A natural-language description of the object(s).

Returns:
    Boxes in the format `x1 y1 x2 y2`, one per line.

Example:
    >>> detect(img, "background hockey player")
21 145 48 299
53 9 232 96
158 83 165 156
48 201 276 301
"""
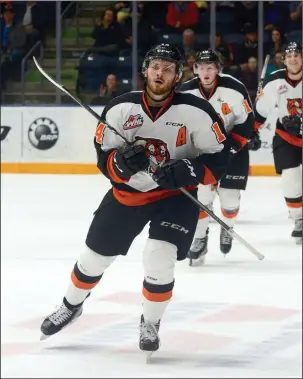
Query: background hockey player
179 49 255 264
39 44 230 356
255 42 302 244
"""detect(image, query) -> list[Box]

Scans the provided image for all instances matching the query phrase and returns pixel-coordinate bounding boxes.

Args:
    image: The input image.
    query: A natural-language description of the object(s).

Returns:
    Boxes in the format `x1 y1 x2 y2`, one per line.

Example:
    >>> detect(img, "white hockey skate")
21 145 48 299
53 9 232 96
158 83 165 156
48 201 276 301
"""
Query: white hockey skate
291 219 302 245
40 303 83 340
187 228 209 266
139 315 160 363
220 227 233 254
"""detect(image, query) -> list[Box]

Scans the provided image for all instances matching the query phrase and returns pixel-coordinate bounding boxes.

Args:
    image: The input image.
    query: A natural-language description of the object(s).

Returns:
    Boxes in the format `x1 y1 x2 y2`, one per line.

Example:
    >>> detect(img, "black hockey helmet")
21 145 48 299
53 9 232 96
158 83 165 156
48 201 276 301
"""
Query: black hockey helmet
142 44 184 81
284 41 302 57
195 48 222 70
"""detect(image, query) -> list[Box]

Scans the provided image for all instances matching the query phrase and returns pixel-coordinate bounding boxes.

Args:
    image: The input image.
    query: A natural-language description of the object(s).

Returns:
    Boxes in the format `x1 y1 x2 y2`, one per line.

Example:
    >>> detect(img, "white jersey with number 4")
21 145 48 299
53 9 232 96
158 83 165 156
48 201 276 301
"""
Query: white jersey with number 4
94 90 228 206
179 74 254 149
255 68 302 147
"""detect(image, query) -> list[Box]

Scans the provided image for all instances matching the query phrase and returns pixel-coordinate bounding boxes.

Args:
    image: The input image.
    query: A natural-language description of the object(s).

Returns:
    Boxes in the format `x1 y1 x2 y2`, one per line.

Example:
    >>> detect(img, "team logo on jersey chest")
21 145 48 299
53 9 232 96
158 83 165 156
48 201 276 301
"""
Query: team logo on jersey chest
287 99 303 117
279 84 288 94
144 138 170 172
123 114 144 130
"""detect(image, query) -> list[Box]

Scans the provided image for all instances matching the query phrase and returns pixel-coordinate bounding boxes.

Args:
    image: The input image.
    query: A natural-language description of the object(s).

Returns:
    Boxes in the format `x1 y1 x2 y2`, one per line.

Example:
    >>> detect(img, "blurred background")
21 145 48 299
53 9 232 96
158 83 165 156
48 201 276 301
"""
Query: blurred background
0 0 302 106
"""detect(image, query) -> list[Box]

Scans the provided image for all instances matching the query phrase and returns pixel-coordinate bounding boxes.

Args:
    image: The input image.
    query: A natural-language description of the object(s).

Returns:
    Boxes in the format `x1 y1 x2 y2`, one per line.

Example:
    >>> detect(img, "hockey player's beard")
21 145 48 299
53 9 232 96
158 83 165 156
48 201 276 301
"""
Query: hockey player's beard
146 77 174 103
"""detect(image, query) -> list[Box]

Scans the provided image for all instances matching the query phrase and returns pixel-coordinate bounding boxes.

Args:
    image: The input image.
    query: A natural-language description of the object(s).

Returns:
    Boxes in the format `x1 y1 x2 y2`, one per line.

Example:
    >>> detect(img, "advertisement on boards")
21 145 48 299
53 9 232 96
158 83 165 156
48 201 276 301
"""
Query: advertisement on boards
1 107 22 162
1 105 278 174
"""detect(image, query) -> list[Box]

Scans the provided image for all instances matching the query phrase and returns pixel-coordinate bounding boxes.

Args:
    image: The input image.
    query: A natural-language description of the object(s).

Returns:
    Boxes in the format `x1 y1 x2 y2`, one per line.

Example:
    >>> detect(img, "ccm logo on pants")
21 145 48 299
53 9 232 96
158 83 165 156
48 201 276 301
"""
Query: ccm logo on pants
160 222 189 234
225 175 246 180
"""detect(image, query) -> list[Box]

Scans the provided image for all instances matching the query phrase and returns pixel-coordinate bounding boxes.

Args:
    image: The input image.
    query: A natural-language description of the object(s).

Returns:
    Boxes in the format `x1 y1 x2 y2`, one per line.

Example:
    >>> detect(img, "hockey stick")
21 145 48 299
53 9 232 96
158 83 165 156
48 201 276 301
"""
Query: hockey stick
255 54 270 104
33 57 264 261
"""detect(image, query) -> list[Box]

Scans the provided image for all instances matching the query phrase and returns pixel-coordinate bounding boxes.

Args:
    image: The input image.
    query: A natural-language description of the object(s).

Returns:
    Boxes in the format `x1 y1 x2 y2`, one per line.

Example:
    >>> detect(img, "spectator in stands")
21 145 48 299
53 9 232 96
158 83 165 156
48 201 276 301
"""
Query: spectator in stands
114 1 146 24
90 74 122 106
215 32 234 67
267 27 287 59
289 1 302 31
140 1 169 30
120 7 158 55
265 51 285 78
1 5 26 88
181 51 196 83
180 28 199 55
114 1 131 24
0 1 12 13
238 23 258 65
92 8 121 56
21 1 44 47
234 1 258 31
195 2 208 10
264 1 289 31
166 1 199 32
239 56 258 101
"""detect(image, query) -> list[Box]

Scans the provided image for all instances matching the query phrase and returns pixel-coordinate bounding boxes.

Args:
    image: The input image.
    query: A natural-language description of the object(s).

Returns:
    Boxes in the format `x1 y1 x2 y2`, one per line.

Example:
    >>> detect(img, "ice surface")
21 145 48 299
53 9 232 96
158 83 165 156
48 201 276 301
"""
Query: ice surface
1 174 302 378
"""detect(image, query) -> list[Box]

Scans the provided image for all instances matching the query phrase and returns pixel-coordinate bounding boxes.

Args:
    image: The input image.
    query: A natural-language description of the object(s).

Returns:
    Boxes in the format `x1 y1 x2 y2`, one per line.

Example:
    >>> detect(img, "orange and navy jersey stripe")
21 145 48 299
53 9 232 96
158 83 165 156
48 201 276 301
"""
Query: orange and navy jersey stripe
276 124 302 148
112 185 197 206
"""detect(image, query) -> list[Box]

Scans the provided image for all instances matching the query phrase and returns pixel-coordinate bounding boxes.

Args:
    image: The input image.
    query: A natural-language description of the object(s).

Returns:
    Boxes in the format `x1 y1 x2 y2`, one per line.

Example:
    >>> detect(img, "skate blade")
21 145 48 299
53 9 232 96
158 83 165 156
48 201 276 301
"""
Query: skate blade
189 256 205 266
39 310 82 341
40 333 50 341
295 237 302 245
145 351 154 364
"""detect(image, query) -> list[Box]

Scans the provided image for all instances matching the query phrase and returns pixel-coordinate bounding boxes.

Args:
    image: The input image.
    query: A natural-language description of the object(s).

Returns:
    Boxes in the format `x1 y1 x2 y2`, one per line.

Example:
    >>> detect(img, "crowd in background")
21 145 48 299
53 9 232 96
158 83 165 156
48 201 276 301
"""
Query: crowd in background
0 1 302 104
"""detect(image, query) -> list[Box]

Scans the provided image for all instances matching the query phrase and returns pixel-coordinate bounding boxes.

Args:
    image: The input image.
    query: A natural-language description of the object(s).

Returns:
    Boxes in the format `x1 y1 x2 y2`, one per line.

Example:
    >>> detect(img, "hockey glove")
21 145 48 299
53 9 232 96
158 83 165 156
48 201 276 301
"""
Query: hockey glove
112 144 149 180
152 159 199 190
282 115 302 137
248 131 262 151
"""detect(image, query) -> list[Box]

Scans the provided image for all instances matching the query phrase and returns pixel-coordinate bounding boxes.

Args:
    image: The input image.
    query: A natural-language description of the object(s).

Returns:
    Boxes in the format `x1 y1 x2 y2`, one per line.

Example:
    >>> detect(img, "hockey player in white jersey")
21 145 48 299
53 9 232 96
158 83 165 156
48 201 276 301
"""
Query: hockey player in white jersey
255 42 302 243
39 44 230 355
179 49 255 264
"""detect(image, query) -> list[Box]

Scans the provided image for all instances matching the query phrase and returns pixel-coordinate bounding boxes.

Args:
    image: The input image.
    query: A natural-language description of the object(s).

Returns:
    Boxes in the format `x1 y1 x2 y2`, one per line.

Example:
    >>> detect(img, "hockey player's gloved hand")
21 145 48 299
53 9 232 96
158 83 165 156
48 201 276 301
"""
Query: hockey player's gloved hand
152 159 199 190
282 115 302 137
113 145 149 180
248 131 262 151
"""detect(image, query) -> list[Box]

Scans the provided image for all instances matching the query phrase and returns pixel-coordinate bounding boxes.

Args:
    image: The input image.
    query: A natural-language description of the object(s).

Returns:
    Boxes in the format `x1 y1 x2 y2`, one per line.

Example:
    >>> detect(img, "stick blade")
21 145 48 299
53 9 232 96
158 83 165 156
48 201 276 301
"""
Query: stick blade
32 56 70 97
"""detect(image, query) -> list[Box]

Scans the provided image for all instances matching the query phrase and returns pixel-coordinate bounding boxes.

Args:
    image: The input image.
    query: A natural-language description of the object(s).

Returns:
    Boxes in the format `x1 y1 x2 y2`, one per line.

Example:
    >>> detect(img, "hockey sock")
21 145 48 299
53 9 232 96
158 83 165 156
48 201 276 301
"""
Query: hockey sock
142 239 176 323
64 247 116 308
219 188 241 227
281 167 302 221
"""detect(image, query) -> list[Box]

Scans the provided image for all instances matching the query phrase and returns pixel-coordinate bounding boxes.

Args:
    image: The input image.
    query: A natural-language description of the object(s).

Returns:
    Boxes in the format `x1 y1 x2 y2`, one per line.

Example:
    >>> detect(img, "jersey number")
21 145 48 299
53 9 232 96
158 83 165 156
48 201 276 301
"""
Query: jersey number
243 99 252 113
176 126 187 147
212 122 226 143
221 102 231 115
95 123 106 144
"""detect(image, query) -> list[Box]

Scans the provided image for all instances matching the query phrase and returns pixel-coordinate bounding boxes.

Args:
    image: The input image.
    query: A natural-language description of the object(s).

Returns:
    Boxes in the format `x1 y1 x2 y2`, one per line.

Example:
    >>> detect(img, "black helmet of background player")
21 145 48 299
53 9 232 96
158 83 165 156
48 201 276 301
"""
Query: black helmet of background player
283 41 302 74
283 41 302 57
142 44 184 84
194 49 222 74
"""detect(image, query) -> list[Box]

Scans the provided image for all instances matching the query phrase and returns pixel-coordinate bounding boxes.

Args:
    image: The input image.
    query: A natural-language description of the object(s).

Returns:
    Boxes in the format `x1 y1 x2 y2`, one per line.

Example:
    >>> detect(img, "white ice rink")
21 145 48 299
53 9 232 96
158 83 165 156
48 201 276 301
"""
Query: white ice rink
1 174 302 378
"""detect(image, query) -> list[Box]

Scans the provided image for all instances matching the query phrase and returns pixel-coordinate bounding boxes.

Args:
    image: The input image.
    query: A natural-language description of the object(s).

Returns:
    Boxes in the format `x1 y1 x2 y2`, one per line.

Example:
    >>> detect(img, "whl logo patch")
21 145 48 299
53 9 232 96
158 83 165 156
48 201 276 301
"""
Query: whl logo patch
123 114 143 130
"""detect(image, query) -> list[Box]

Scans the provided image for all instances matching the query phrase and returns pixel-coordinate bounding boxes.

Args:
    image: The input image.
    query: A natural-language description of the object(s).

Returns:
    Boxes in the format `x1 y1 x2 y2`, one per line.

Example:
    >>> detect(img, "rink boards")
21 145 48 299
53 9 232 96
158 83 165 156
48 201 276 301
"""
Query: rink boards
1 106 278 176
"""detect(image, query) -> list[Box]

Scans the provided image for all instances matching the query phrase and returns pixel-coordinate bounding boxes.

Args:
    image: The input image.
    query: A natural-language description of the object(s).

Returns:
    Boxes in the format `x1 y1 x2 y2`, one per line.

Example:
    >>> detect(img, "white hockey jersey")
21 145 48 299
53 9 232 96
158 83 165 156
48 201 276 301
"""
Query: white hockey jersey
255 68 302 147
95 90 229 206
179 74 254 149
